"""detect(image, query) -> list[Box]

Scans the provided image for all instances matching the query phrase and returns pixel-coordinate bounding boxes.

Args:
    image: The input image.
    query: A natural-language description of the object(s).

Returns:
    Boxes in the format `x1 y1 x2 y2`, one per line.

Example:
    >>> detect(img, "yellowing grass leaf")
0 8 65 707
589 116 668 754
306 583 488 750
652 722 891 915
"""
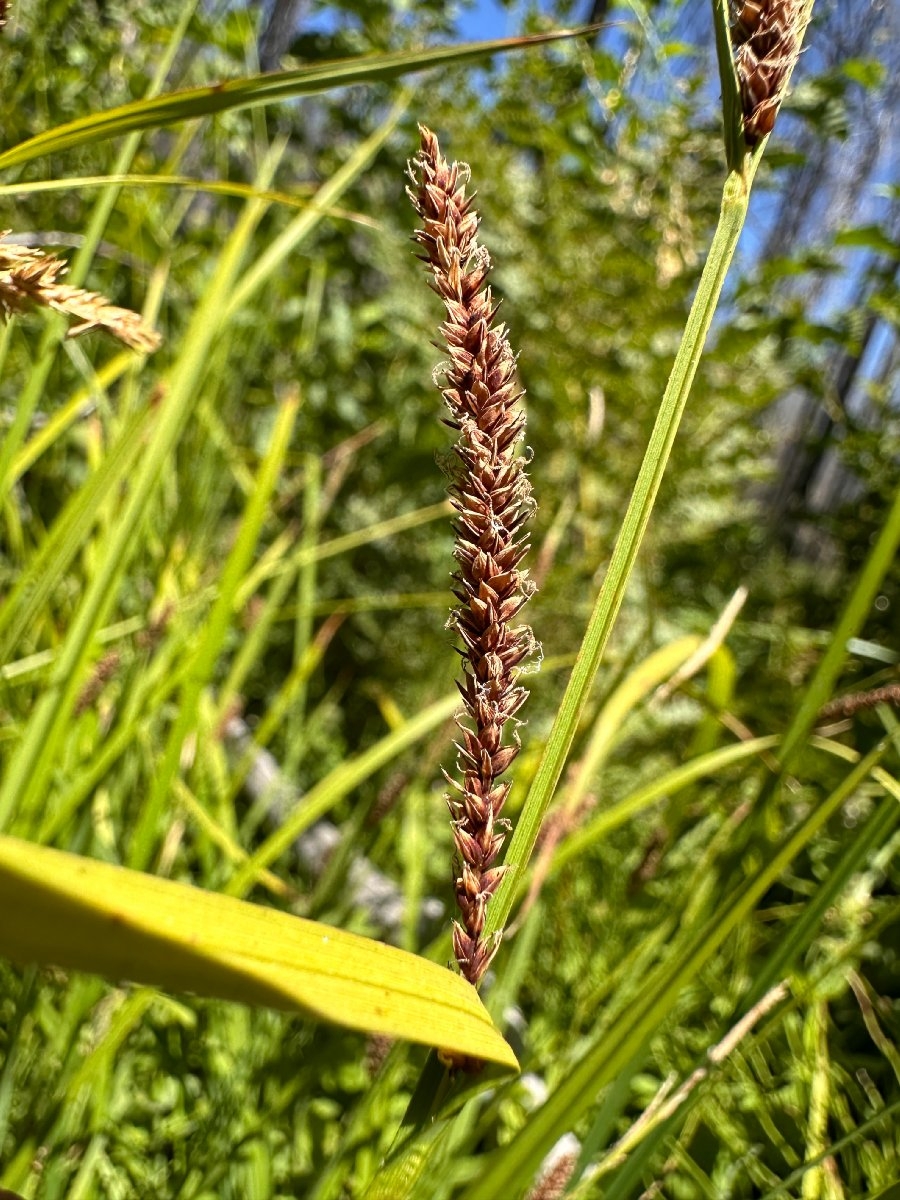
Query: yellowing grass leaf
572 635 704 788
0 836 518 1070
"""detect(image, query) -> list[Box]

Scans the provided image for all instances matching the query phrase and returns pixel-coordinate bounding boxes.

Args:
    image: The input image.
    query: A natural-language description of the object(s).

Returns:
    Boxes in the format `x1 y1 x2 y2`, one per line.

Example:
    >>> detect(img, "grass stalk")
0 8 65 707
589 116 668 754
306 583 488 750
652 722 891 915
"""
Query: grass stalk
484 166 752 943
486 0 818 945
467 737 889 1199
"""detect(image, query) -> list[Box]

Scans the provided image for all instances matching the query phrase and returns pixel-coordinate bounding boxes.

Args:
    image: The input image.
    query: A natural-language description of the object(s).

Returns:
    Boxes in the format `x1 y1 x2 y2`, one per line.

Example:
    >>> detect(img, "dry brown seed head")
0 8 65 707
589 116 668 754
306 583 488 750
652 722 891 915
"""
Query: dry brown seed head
409 127 538 992
729 0 807 146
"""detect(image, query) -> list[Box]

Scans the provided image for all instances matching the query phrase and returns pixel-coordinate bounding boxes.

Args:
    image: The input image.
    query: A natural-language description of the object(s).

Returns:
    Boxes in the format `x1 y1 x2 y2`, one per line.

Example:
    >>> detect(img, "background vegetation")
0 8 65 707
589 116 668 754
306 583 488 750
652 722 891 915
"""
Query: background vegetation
0 0 898 1197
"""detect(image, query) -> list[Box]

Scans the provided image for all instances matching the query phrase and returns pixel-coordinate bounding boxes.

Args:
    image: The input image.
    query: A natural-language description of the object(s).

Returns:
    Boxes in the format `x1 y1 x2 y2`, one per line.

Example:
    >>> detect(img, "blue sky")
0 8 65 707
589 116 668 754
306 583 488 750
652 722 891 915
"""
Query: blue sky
455 0 525 41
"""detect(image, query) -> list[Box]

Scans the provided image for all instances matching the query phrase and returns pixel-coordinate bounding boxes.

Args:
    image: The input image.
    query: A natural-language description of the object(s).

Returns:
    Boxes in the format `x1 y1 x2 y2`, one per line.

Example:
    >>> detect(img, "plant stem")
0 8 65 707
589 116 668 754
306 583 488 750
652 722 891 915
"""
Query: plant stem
485 168 751 941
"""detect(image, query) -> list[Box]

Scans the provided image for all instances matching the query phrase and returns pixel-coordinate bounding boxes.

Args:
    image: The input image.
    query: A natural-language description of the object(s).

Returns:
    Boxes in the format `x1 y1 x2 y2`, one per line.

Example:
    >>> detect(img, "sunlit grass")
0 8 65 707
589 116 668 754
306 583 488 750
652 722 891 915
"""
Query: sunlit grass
1 2 898 1198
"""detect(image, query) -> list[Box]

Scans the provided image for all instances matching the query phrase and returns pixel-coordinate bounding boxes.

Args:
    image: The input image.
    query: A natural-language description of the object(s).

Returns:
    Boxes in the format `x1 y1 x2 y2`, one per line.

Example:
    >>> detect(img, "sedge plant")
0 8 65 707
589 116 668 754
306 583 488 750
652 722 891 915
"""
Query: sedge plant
1 2 899 1198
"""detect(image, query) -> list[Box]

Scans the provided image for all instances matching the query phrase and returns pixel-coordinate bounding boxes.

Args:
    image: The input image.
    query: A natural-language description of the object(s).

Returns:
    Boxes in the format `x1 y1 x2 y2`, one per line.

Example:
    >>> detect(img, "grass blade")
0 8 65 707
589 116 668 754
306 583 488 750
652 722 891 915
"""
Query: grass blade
484 169 753 944
224 691 459 898
0 144 283 833
127 390 301 869
0 835 518 1069
0 29 600 171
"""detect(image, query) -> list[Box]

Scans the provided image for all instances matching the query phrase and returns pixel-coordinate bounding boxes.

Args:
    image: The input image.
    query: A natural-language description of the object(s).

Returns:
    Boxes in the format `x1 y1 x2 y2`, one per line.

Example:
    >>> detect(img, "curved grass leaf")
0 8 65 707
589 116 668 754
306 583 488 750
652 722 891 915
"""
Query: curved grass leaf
541 732 781 885
600 775 900 1199
0 835 518 1070
777 477 900 770
0 30 599 171
564 635 703 810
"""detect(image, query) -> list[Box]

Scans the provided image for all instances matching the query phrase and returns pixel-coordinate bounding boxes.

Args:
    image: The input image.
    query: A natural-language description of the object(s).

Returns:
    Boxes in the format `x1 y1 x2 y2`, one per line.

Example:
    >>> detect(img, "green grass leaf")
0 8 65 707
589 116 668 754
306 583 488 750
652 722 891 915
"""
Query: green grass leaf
0 29 599 171
0 144 283 834
483 169 753 945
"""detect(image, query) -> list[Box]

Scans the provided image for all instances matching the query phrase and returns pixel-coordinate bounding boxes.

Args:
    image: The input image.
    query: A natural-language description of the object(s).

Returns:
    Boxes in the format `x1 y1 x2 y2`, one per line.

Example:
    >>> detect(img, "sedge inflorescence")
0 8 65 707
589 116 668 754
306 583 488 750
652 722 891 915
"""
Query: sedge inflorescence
730 0 808 145
408 126 536 987
0 234 161 352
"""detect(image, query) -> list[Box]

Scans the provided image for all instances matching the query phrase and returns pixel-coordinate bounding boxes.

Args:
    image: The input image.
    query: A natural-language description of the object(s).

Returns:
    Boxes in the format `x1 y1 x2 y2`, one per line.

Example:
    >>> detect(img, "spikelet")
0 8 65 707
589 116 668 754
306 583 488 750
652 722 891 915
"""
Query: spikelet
0 235 162 353
729 0 808 145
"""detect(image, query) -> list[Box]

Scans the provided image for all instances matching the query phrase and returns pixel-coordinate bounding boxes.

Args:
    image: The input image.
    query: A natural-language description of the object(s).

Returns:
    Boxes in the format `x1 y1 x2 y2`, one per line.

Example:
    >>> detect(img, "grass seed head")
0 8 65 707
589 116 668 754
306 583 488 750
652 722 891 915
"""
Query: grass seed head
0 235 162 352
408 126 537 987
729 0 808 145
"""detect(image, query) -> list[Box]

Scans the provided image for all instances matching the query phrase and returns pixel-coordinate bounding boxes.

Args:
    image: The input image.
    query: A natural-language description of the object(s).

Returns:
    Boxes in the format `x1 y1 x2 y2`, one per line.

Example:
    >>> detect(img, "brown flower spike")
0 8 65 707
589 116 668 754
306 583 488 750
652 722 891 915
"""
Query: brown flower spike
0 235 162 353
408 127 536 987
730 0 808 145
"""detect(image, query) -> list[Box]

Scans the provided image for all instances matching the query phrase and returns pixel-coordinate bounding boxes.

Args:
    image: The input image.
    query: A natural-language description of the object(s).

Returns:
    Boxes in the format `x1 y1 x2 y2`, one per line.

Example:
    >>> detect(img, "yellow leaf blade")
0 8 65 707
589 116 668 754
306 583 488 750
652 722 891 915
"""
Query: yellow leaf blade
0 836 518 1071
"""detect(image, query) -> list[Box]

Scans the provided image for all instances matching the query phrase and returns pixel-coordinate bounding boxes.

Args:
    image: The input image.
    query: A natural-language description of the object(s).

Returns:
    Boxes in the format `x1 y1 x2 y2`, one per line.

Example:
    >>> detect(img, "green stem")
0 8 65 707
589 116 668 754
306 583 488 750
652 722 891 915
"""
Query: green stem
485 168 750 941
